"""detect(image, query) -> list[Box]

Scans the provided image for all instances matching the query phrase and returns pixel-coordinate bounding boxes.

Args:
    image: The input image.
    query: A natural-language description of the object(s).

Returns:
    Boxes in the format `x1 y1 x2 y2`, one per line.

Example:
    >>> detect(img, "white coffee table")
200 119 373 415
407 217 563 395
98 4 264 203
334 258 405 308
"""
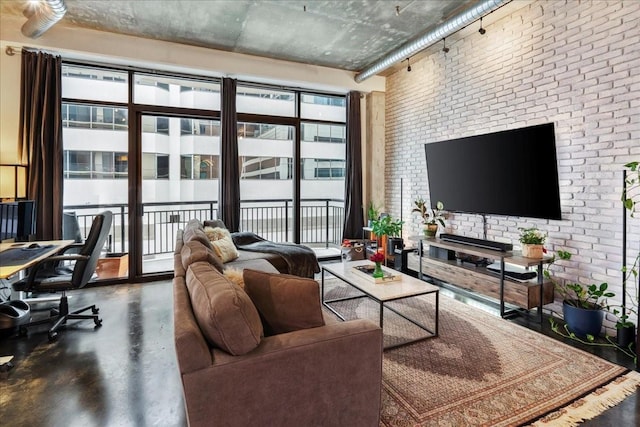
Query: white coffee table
321 260 439 350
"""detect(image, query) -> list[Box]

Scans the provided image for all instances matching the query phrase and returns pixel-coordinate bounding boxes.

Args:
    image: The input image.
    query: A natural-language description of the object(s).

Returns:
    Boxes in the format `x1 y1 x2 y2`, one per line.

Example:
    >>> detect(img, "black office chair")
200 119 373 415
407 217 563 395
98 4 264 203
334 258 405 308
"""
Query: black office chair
14 211 113 342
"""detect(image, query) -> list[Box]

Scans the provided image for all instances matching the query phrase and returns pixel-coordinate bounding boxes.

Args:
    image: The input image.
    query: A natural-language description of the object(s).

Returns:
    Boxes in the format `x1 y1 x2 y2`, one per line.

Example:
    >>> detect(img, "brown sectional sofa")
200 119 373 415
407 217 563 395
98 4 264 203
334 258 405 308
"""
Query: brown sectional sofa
173 219 384 426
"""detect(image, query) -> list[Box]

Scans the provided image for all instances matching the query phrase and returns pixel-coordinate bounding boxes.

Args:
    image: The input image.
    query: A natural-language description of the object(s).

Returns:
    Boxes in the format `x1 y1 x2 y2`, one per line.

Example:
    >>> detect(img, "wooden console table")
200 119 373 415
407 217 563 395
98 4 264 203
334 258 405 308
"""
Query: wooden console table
407 236 554 322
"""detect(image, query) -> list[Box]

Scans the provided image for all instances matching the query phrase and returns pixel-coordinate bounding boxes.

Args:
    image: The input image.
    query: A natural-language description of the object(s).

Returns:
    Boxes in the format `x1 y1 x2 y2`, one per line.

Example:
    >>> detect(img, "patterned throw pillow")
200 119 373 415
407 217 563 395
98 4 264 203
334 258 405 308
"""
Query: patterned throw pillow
204 226 240 263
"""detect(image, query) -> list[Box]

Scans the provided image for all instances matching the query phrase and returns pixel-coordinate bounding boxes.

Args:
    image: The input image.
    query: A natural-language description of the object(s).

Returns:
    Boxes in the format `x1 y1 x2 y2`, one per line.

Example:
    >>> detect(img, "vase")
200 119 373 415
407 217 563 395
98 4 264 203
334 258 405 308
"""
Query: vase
372 262 384 278
424 223 438 238
522 243 543 259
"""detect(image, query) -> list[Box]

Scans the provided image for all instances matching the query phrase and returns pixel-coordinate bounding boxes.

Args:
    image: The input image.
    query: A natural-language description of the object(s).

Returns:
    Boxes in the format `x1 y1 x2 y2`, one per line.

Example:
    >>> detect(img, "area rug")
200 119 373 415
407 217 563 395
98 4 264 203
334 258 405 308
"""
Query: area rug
322 279 640 426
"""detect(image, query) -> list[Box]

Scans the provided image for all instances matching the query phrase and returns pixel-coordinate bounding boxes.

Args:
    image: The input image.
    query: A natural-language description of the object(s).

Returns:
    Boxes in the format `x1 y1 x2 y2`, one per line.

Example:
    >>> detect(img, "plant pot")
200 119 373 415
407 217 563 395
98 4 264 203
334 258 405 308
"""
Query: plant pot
424 223 438 238
522 244 544 259
562 300 604 338
617 324 636 349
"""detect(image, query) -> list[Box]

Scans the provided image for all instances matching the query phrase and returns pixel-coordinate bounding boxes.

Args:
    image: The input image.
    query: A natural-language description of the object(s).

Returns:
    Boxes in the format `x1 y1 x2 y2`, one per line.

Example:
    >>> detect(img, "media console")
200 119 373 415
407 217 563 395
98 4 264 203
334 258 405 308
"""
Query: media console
408 236 553 322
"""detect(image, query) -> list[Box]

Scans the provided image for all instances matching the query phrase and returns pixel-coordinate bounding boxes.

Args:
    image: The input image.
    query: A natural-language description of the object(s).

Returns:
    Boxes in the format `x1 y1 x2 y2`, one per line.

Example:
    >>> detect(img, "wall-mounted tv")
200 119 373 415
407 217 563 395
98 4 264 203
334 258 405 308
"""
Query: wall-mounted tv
424 123 562 220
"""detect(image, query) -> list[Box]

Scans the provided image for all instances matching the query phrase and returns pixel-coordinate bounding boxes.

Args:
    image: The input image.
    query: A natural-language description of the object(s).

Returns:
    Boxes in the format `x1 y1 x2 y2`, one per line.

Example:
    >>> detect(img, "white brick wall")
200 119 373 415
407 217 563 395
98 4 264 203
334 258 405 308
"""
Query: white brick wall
384 0 640 333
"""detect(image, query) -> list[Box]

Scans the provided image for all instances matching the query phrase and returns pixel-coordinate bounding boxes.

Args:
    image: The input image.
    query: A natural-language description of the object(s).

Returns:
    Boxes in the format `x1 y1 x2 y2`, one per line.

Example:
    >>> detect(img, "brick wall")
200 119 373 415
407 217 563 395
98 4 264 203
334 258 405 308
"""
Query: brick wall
385 0 640 330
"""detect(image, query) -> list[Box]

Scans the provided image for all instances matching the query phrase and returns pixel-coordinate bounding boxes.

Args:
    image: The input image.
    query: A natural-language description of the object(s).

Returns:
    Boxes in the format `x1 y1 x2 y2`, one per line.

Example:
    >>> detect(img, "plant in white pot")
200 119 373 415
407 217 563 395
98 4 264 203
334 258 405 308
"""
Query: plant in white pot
518 227 546 259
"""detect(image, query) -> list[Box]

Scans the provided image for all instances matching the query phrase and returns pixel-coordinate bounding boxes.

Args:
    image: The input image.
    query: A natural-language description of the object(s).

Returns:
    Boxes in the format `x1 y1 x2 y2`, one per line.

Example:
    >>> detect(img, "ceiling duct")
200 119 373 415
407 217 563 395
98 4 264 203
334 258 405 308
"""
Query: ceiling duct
355 0 510 82
21 0 67 39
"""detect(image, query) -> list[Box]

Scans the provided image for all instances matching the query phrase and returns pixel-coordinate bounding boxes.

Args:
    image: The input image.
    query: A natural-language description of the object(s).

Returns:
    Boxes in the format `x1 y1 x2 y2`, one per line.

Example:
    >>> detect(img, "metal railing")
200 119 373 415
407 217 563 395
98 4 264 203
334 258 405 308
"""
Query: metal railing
63 198 345 258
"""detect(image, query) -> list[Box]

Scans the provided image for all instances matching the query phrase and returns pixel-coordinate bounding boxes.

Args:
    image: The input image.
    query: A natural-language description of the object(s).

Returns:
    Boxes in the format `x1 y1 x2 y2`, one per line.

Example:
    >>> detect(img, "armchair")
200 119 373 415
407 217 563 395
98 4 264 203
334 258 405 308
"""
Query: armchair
14 211 113 342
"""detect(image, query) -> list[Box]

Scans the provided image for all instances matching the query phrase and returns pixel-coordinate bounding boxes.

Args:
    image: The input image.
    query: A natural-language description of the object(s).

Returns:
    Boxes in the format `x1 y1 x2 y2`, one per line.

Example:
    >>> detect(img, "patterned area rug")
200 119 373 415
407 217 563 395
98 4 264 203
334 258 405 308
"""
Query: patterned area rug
322 279 640 426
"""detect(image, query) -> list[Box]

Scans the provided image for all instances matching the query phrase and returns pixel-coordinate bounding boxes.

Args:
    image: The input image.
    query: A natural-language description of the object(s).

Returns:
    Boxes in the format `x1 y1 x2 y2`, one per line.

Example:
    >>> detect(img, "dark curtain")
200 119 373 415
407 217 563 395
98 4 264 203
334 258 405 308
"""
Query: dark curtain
219 77 240 231
342 91 365 239
19 50 63 240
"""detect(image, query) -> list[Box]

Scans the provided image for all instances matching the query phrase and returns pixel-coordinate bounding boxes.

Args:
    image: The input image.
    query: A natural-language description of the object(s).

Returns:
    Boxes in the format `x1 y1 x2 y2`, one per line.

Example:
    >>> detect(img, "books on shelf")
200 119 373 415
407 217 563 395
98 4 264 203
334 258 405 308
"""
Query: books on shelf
352 264 402 284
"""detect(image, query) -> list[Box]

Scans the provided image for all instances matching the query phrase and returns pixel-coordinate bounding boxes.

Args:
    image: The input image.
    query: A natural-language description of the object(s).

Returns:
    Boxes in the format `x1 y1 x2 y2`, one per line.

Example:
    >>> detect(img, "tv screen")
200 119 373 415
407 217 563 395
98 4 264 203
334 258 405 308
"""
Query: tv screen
423 123 562 220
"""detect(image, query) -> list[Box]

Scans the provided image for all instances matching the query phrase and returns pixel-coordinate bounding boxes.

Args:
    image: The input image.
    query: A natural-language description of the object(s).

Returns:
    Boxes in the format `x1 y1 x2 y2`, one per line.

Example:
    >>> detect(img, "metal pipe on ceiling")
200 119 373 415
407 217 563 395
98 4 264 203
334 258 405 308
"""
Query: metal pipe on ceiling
354 0 511 83
21 0 67 39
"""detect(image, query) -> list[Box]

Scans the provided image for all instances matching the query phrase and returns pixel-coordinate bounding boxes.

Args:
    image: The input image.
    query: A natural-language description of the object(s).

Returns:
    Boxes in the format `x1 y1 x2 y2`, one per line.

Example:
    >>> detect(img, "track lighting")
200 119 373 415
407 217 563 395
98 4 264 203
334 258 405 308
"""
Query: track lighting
442 38 449 54
406 58 411 72
478 17 486 35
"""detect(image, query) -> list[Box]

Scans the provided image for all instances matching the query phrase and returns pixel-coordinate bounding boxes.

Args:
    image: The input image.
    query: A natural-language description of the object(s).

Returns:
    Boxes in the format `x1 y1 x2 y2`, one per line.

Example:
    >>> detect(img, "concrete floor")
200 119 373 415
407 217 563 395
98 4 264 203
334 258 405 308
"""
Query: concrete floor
0 280 638 426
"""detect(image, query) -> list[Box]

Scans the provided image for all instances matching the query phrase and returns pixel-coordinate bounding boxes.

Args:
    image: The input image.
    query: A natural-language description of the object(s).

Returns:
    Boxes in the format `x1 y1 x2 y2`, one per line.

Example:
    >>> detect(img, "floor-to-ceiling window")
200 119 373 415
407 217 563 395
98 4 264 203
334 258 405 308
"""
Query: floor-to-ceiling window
62 63 347 279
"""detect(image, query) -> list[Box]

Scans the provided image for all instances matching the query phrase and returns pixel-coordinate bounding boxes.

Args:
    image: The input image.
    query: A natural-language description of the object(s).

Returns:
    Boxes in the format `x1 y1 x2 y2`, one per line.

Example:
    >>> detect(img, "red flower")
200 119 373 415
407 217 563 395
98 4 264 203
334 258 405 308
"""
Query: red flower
370 252 385 263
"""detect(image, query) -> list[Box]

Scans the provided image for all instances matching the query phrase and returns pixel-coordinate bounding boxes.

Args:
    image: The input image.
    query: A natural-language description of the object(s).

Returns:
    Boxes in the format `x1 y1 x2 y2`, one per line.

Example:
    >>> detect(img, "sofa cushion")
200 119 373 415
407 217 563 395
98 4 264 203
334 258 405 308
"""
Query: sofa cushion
183 226 214 251
205 227 240 263
243 269 325 335
186 261 263 355
181 240 225 273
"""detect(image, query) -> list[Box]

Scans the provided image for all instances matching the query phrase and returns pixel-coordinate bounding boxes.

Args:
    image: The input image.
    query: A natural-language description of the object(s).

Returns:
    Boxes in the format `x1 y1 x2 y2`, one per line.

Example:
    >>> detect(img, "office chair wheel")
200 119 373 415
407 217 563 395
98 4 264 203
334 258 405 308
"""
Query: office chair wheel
92 307 99 315
48 331 58 342
94 318 102 327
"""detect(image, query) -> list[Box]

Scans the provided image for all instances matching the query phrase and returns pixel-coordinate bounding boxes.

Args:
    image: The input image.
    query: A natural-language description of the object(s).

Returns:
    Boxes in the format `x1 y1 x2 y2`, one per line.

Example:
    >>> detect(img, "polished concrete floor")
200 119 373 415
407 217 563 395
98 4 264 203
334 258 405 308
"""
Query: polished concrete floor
0 279 638 427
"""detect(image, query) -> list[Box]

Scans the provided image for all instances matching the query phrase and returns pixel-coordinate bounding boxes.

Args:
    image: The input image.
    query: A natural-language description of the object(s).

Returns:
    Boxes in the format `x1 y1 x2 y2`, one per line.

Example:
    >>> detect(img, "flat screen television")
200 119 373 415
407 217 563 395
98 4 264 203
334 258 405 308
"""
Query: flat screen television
423 123 562 220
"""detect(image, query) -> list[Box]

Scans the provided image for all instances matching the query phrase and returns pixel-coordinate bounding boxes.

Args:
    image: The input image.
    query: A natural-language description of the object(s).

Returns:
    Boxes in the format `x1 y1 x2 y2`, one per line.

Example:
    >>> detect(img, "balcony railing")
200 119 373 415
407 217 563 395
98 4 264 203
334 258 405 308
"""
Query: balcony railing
63 199 345 259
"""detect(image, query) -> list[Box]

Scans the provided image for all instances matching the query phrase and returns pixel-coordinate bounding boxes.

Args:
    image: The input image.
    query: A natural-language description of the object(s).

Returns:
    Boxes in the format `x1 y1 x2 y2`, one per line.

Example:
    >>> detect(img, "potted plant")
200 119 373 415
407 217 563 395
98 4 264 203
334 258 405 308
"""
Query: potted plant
557 281 615 340
545 249 614 339
367 202 379 227
412 198 445 237
518 227 546 259
370 215 404 260
609 161 640 349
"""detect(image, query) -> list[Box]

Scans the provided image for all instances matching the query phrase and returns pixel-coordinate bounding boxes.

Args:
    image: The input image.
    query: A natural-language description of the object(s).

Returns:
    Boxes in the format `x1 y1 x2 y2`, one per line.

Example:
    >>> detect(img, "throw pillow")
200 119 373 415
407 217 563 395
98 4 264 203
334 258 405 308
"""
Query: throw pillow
204 226 240 263
223 267 245 289
204 219 227 230
242 269 325 335
186 261 263 355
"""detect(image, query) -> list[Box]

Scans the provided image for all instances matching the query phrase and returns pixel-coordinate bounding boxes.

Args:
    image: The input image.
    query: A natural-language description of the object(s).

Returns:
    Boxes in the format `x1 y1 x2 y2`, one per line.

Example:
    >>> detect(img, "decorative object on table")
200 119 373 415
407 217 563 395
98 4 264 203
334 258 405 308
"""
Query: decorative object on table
340 239 365 262
370 215 404 261
370 252 385 278
367 201 380 227
518 226 546 258
412 198 445 237
351 263 401 284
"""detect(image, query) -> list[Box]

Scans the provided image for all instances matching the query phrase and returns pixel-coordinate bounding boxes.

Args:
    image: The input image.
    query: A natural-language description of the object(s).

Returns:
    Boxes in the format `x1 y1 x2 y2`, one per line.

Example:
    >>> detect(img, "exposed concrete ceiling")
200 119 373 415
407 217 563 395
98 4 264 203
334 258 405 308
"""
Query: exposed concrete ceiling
1 0 481 74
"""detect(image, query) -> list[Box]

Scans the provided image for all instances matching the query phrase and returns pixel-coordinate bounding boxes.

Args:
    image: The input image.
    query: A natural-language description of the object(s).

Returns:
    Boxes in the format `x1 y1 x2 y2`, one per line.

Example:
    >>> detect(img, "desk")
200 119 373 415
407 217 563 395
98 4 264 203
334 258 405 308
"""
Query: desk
0 240 75 302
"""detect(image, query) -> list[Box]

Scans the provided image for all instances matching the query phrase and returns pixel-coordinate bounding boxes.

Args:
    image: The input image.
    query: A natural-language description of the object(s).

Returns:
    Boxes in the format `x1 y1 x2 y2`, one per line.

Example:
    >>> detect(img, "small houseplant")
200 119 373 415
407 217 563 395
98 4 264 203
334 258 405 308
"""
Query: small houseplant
412 198 445 237
370 215 404 260
367 202 379 227
518 227 546 259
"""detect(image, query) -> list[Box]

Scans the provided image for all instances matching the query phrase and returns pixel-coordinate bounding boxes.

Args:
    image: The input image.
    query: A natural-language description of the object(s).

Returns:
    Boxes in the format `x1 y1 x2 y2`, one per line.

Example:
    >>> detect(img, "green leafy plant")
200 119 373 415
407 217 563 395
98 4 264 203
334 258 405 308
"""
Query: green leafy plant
518 227 546 245
412 198 445 227
370 215 404 238
543 249 614 309
609 161 640 330
545 249 635 362
367 202 380 223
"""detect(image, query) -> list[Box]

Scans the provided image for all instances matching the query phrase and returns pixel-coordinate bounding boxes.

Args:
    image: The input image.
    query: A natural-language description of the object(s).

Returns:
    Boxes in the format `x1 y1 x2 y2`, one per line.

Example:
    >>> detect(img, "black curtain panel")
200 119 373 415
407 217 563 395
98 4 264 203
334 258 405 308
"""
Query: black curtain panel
219 77 240 232
19 50 63 240
342 91 365 240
